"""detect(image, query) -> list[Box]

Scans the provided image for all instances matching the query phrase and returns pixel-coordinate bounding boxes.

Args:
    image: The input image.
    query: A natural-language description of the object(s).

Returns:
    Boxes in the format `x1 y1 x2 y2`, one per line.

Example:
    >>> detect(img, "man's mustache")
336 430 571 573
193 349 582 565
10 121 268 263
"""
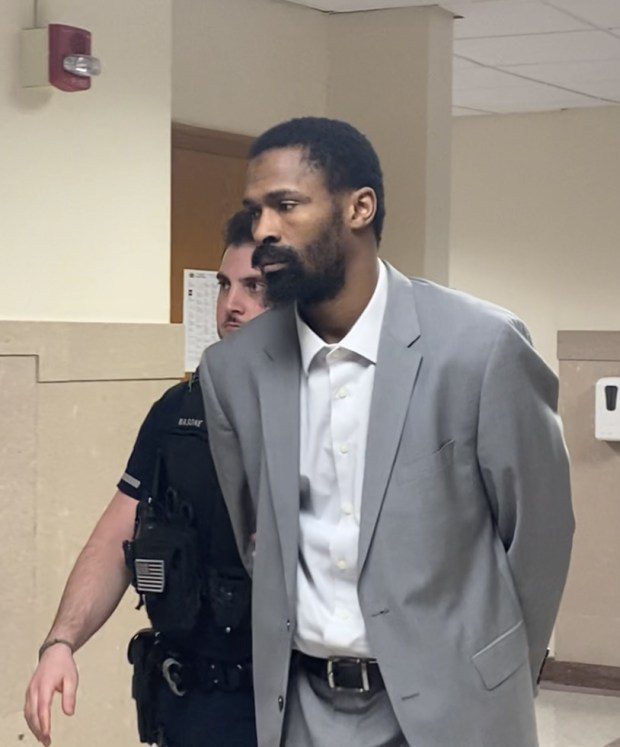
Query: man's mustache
251 244 299 270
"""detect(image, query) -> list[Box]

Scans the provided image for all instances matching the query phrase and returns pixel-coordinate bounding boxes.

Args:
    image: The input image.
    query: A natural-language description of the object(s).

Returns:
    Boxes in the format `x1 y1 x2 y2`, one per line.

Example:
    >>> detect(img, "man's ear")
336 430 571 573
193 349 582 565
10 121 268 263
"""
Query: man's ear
348 187 377 233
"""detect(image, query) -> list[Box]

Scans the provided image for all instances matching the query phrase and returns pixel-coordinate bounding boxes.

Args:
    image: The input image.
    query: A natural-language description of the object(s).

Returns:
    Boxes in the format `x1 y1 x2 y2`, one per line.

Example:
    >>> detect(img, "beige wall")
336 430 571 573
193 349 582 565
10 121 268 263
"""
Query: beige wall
451 105 620 667
327 6 453 280
2 3 454 743
173 1 453 279
172 0 329 135
451 106 620 371
10 4 620 743
0 0 171 323
555 333 620 666
1 3 175 742
0 322 183 747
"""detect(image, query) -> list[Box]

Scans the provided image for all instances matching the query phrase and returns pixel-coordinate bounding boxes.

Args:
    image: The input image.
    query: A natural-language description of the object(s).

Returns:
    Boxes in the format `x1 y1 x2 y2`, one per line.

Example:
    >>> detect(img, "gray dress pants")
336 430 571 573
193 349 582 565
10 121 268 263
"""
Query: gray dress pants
282 660 408 747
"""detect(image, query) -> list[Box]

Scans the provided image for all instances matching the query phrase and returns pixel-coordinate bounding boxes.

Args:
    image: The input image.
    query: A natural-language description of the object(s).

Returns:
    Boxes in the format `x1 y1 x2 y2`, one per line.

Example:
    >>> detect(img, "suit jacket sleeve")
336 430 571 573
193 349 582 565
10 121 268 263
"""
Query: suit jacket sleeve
476 319 574 687
199 349 256 575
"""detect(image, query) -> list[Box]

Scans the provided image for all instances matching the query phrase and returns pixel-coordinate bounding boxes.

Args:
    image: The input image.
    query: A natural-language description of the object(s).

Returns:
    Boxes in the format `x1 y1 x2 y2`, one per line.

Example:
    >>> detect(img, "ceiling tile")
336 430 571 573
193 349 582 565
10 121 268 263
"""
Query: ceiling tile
454 65 541 89
454 30 620 66
454 56 479 70
452 106 492 116
444 0 588 39
282 0 438 11
283 0 620 27
498 59 620 86
568 79 620 100
454 79 603 109
489 99 605 113
456 95 604 114
285 0 620 115
543 0 620 29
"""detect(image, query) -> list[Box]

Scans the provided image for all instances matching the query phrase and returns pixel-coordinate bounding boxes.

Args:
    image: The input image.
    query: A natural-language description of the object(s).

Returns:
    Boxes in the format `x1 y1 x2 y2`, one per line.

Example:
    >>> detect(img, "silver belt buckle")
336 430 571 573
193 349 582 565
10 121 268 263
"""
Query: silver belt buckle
326 657 371 693
162 657 186 697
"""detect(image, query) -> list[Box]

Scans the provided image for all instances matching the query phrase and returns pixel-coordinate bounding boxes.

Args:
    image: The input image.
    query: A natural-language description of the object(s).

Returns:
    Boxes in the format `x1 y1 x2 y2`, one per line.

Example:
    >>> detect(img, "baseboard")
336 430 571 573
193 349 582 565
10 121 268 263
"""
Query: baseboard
540 658 620 697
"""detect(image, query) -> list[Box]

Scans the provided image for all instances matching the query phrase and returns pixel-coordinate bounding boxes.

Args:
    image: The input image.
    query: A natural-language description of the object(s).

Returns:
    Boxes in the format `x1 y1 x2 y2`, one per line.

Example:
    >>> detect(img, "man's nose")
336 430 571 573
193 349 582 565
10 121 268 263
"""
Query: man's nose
225 283 245 315
253 209 281 245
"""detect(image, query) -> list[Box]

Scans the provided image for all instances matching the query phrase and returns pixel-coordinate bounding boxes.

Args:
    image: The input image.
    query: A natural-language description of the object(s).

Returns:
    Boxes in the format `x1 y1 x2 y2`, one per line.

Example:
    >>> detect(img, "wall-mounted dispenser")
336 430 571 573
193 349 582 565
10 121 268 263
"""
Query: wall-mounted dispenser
595 377 620 441
20 24 101 92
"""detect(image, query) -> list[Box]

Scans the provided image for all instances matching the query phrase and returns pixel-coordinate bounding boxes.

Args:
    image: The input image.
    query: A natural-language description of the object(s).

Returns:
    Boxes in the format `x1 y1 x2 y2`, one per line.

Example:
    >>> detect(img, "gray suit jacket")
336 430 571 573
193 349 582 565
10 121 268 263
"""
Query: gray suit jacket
200 263 574 747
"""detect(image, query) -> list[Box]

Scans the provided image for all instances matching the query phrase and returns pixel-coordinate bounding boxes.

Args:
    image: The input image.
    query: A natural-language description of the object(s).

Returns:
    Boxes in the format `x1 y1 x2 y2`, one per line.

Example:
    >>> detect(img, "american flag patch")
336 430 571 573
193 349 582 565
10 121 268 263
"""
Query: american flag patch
135 558 165 593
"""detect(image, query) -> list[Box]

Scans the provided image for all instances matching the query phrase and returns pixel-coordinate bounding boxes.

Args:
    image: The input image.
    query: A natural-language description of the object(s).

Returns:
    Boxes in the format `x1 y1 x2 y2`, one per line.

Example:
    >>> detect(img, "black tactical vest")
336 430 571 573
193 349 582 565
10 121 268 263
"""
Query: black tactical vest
127 372 252 662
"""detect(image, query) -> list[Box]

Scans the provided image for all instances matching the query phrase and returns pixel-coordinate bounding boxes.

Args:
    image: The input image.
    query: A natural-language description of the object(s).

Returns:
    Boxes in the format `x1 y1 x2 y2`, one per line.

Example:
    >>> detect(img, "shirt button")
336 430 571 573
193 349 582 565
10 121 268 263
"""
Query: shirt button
337 387 348 399
336 559 348 571
278 695 284 711
342 502 353 515
286 619 291 631
339 443 349 455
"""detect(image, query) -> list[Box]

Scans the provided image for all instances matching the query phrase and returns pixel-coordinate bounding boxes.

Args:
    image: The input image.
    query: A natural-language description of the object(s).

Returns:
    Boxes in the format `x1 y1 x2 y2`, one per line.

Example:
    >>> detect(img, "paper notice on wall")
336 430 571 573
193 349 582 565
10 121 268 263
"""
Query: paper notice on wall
183 269 220 372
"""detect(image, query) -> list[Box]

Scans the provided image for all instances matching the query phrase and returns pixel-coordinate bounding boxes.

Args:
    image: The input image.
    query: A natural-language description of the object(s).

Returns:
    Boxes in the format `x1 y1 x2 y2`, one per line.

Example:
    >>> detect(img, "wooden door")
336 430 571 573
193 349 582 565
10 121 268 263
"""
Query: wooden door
170 124 254 323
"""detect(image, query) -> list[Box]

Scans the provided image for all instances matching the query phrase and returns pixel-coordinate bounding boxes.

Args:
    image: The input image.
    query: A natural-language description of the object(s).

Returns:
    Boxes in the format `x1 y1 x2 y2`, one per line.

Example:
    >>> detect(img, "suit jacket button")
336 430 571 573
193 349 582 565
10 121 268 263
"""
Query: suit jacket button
278 696 284 711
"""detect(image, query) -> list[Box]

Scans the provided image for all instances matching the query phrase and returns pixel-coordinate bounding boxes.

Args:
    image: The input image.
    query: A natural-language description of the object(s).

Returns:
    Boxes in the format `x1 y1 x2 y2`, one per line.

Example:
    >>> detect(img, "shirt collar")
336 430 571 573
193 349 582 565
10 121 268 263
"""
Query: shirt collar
295 259 388 374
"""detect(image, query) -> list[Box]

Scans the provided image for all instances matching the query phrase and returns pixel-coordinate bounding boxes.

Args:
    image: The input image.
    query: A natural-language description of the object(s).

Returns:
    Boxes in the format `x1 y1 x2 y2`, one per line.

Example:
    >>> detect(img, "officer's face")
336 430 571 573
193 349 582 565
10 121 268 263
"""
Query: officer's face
216 243 267 339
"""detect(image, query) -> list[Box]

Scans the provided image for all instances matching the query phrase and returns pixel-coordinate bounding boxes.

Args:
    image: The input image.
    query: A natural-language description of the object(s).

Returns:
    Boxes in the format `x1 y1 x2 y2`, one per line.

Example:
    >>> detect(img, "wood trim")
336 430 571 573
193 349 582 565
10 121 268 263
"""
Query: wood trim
557 331 620 362
172 122 254 159
540 658 620 696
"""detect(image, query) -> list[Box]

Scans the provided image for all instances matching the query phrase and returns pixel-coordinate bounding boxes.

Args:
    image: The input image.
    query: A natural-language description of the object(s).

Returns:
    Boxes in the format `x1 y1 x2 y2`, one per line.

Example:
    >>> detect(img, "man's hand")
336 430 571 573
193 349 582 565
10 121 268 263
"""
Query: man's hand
24 644 79 746
22 491 136 744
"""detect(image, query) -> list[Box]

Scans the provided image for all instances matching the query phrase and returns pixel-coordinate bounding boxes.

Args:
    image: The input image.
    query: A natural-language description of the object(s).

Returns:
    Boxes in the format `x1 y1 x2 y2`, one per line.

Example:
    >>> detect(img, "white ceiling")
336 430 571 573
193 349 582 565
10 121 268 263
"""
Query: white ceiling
284 0 620 116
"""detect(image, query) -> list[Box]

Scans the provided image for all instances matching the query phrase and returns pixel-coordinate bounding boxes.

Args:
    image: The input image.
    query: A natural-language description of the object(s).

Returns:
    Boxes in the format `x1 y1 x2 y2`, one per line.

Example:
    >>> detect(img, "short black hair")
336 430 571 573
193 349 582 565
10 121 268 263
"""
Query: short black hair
250 117 385 244
223 209 254 248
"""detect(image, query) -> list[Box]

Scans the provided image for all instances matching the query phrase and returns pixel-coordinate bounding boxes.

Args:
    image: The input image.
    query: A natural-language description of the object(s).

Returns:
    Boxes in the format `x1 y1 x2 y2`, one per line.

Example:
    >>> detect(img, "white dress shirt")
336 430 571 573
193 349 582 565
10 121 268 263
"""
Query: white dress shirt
294 260 388 658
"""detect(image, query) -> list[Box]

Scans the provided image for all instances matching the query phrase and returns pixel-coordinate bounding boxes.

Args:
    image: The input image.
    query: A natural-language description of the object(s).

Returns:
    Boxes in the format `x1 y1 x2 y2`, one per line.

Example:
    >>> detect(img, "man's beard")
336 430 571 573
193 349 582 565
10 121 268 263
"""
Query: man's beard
252 218 346 308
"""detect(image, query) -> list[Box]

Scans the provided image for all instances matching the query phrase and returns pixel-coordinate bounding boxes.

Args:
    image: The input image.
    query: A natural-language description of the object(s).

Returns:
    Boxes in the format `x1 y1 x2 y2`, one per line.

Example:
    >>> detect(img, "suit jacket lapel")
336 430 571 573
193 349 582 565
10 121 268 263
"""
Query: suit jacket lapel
358 265 422 573
257 305 301 604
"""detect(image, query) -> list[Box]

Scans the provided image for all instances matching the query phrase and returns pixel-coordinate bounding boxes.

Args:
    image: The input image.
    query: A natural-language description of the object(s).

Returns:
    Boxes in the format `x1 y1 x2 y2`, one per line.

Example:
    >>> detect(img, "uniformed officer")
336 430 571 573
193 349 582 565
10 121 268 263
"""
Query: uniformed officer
24 210 266 747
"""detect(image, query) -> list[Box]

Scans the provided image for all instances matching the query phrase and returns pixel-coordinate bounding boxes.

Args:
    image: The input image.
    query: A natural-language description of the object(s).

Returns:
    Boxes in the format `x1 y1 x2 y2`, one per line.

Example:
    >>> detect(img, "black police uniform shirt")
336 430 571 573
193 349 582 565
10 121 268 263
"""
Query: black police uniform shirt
118 375 251 662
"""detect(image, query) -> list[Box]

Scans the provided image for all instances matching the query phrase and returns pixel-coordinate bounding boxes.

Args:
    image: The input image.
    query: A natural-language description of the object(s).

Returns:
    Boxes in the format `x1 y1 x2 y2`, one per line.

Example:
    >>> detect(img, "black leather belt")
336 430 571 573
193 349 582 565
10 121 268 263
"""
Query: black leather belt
297 652 384 693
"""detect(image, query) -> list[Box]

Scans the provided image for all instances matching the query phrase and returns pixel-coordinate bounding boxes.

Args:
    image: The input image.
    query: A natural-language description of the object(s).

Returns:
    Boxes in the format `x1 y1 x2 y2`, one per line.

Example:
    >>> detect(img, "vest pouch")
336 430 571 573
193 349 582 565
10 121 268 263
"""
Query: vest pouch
132 524 203 635
206 565 251 632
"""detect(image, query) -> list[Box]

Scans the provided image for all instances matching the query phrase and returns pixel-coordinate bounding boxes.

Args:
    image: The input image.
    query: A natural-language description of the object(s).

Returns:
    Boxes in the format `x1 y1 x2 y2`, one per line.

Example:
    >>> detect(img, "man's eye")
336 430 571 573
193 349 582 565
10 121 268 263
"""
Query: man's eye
217 280 230 291
246 280 266 293
249 207 262 219
279 201 297 212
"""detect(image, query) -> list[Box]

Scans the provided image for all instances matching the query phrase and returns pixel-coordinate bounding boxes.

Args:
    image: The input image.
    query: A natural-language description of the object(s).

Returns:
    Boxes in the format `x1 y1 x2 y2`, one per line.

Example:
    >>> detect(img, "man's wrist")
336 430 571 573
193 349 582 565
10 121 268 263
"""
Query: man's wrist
38 637 75 661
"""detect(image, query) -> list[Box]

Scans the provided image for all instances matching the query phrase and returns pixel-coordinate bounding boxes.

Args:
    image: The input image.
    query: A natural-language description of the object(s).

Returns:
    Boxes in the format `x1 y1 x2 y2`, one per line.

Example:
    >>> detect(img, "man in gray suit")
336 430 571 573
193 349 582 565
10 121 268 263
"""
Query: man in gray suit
200 117 574 747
